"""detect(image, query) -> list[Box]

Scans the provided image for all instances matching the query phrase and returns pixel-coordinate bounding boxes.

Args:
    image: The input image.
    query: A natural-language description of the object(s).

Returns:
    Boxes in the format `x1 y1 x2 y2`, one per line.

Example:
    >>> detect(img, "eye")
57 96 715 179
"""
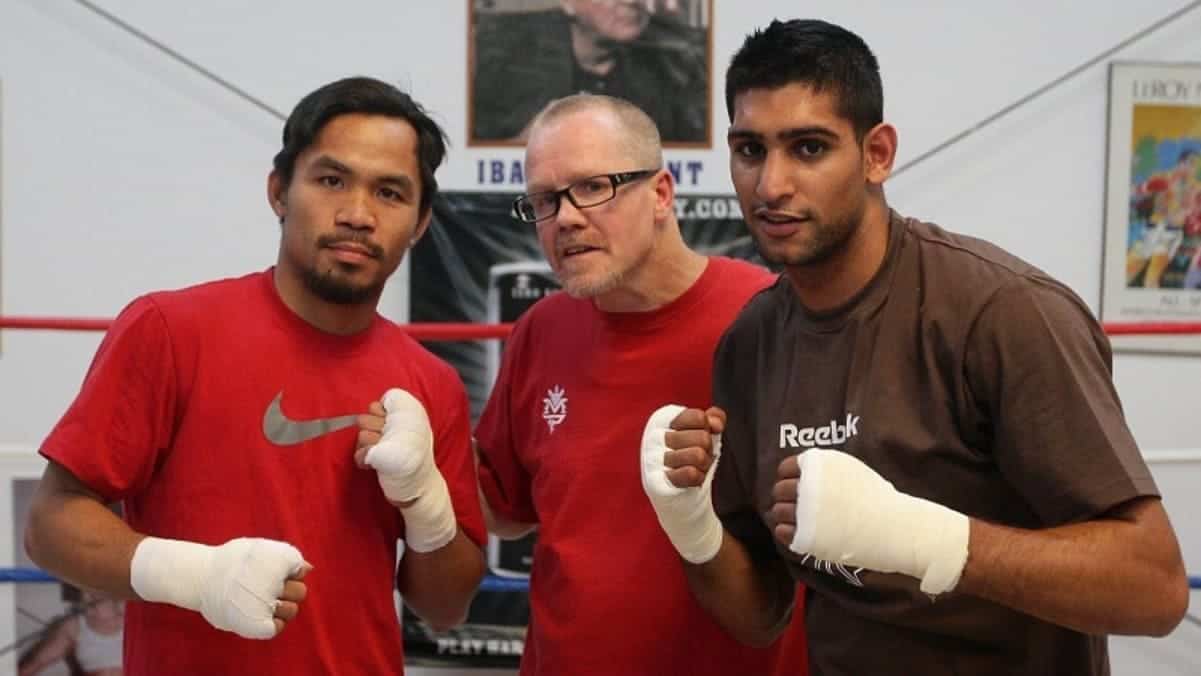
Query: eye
731 142 764 160
794 140 827 158
378 187 404 202
530 192 558 211
318 175 343 188
573 178 609 197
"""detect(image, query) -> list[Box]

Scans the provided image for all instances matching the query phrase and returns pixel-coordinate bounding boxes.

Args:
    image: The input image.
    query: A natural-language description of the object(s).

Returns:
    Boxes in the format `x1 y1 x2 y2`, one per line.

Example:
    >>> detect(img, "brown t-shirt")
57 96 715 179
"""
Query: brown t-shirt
712 212 1158 676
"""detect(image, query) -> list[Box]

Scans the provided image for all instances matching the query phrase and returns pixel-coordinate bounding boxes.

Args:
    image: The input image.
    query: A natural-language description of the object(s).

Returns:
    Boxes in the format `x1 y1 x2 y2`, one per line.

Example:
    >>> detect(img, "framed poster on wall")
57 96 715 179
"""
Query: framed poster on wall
1101 62 1201 354
468 0 713 147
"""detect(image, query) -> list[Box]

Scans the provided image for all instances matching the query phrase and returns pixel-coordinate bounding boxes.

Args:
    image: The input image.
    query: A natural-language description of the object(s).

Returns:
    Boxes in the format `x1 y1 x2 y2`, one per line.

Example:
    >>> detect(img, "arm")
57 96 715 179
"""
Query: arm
26 298 172 599
771 453 1188 637
30 298 306 640
474 441 537 540
358 392 486 631
397 528 486 632
472 340 541 540
683 530 795 647
958 496 1186 636
480 488 537 540
25 461 144 599
957 278 1187 634
641 405 795 646
26 461 308 638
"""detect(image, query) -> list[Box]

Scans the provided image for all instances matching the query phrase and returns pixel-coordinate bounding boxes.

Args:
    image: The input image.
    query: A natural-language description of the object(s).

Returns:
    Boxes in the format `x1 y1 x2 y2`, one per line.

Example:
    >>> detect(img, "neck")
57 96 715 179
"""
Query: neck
785 200 891 313
273 265 379 336
593 221 708 313
570 25 617 75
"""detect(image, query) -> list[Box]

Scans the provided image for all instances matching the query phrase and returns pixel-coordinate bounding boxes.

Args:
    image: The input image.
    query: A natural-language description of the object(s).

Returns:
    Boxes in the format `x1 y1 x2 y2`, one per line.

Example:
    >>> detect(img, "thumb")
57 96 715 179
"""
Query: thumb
704 406 727 434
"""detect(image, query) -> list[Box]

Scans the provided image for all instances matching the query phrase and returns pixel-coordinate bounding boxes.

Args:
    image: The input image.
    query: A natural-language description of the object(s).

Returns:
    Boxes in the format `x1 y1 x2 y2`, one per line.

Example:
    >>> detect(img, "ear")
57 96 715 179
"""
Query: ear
409 207 435 248
651 168 676 223
267 171 287 222
862 122 897 186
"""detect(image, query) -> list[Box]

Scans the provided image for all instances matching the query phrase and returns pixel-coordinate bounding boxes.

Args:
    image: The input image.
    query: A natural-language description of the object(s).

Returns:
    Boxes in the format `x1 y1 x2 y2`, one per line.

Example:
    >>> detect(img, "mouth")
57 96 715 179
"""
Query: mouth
325 241 380 264
559 244 602 260
752 209 809 238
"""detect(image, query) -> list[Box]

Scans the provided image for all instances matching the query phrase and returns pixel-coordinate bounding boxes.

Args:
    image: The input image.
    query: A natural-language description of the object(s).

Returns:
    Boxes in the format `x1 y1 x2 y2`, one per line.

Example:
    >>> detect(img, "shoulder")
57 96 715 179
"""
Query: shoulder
903 217 1076 310
901 217 1098 339
641 15 706 54
634 16 706 82
104 272 260 344
702 257 778 314
905 218 1049 290
142 270 265 325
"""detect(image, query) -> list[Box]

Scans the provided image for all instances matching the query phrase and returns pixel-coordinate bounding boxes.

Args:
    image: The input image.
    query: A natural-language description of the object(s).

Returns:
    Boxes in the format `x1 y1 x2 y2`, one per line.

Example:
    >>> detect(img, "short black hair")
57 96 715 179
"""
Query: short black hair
725 19 883 140
272 76 448 215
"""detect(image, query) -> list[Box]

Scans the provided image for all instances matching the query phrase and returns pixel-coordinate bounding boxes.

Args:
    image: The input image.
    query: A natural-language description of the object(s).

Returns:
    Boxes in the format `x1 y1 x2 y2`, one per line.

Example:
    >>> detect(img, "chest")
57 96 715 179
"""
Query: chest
747 314 980 510
511 327 721 480
163 326 428 493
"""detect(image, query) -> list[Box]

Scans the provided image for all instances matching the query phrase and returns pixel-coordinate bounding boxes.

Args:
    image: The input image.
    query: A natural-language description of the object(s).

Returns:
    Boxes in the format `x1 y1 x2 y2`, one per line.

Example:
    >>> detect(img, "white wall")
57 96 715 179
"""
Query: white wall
1 1 1199 673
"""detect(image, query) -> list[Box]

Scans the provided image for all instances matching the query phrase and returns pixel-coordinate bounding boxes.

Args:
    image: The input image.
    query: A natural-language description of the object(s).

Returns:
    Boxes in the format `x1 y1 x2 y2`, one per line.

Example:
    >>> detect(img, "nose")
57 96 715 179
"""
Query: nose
755 150 795 207
336 188 376 230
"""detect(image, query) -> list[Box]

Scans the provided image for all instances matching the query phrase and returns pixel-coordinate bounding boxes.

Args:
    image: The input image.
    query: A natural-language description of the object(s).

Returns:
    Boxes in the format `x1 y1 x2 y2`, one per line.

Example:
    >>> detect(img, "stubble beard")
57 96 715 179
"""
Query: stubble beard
756 202 865 268
301 263 384 305
298 233 388 305
559 267 625 299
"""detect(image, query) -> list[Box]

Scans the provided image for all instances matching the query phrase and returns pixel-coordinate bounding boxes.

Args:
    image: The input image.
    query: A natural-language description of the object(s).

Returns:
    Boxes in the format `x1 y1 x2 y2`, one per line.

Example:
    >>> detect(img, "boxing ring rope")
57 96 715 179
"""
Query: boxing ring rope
0 316 515 341
0 567 528 593
5 316 1201 337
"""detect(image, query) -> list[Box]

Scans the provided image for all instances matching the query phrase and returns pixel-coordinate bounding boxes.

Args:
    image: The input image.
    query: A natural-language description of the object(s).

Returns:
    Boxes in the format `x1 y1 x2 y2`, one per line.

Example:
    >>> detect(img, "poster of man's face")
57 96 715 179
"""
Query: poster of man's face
469 0 713 146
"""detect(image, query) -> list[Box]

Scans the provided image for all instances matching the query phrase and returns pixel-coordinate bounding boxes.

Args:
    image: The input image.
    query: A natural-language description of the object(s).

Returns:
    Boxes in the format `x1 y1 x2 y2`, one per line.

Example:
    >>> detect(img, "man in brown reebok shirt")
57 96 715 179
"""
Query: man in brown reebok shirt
637 18 1189 676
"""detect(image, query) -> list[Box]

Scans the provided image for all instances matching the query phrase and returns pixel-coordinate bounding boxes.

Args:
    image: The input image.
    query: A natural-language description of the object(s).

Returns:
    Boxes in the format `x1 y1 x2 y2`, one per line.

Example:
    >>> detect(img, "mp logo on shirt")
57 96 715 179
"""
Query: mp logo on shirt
779 413 860 448
542 385 568 432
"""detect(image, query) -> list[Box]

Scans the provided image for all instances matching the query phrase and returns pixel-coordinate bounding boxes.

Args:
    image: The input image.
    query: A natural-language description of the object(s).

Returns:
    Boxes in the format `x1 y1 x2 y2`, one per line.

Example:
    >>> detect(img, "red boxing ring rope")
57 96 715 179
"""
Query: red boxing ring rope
0 316 513 340
2 316 1200 339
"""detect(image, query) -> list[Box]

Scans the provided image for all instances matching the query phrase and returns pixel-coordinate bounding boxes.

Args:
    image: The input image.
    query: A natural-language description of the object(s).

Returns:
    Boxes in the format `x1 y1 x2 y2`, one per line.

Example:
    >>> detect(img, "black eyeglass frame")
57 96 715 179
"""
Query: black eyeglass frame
512 169 659 223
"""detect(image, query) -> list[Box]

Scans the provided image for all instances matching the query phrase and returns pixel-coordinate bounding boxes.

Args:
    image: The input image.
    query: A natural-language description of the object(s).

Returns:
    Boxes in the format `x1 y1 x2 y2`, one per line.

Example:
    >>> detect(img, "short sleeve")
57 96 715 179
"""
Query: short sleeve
964 277 1158 524
711 323 777 559
473 320 538 525
429 364 488 548
39 296 178 500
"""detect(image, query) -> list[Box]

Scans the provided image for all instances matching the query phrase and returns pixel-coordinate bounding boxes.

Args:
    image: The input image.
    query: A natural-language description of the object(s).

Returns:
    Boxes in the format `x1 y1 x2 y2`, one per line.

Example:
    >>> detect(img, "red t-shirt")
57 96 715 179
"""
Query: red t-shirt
475 257 808 675
41 269 486 676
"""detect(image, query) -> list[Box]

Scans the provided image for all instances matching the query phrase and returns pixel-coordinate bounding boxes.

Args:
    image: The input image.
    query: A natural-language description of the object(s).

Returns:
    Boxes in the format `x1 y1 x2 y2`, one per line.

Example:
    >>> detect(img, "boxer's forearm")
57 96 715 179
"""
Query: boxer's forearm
957 496 1187 636
25 460 143 599
683 531 795 647
397 528 486 632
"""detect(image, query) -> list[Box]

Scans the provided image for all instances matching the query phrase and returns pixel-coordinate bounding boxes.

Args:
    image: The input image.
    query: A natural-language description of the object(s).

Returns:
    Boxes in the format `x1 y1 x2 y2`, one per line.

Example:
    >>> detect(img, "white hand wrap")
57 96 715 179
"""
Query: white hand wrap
789 449 970 595
639 404 724 564
130 536 305 639
364 388 457 553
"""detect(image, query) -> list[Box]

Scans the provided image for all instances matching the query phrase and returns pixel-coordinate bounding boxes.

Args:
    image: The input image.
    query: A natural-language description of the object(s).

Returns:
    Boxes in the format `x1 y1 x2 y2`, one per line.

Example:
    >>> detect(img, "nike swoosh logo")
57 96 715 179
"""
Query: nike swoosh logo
262 392 358 446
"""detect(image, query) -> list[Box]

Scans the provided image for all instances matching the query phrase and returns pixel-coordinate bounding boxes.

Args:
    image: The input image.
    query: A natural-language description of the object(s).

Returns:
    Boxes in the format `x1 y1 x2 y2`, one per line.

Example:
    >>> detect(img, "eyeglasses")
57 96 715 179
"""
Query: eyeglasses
513 169 658 223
